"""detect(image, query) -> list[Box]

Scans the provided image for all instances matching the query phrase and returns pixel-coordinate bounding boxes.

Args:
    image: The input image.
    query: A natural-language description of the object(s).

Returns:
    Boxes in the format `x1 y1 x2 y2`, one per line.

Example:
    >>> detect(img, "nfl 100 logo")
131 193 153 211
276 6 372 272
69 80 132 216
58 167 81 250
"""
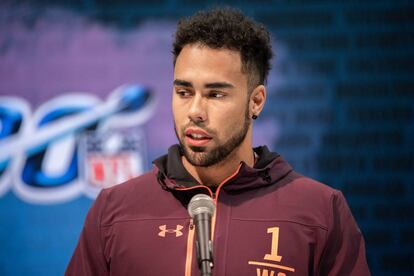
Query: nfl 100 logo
79 131 146 198
0 84 156 204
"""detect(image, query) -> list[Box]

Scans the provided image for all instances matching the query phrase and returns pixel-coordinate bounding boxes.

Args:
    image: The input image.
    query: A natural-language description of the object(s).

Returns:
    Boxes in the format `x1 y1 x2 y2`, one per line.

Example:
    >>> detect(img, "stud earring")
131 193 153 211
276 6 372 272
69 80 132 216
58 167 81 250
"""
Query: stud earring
252 114 258 120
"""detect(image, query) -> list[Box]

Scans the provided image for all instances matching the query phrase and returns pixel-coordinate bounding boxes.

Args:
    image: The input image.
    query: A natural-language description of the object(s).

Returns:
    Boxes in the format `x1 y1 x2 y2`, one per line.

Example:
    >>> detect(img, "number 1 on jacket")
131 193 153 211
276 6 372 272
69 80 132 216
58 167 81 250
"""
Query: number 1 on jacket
264 227 282 262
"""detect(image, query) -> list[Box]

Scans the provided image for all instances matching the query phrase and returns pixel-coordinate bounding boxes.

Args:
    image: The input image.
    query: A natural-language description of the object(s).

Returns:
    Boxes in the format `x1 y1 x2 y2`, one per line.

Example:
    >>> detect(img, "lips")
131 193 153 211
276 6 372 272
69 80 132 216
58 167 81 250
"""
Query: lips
184 128 212 147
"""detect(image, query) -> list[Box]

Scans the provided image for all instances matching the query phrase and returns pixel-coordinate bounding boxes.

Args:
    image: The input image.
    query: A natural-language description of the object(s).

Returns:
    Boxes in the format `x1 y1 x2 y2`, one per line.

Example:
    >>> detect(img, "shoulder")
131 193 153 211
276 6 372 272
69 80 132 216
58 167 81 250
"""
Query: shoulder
273 171 347 228
103 168 159 197
265 154 342 207
283 171 341 199
93 168 164 224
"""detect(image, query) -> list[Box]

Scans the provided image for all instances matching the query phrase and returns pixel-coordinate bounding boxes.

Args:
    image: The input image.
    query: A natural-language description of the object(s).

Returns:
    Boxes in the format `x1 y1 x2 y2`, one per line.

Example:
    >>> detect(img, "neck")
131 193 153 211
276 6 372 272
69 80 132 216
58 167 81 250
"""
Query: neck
182 138 254 187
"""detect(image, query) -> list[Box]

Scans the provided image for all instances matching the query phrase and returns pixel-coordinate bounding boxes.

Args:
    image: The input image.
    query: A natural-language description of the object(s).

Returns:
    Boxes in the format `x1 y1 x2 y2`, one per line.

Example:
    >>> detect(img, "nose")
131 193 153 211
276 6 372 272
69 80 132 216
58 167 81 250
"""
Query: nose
188 94 207 123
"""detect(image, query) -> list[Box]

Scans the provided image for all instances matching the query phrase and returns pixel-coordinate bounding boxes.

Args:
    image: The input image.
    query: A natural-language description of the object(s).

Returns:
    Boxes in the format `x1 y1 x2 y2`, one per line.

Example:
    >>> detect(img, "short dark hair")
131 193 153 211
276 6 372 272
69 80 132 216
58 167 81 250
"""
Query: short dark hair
172 8 273 87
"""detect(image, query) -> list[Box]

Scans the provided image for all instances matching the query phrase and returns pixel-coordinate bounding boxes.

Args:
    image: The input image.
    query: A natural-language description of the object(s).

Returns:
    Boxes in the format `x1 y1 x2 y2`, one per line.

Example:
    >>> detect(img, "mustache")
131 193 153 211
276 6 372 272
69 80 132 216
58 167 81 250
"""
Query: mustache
181 121 217 137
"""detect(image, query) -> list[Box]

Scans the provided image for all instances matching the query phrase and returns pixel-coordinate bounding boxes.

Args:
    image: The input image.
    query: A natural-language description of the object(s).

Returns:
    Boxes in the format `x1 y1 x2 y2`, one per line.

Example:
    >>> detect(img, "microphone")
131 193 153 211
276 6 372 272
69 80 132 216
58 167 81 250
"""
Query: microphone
188 194 216 276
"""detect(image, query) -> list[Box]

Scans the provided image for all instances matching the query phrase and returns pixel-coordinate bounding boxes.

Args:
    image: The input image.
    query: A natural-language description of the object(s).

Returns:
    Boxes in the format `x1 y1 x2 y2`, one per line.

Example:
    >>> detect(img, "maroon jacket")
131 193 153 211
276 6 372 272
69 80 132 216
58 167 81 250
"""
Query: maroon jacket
66 145 370 275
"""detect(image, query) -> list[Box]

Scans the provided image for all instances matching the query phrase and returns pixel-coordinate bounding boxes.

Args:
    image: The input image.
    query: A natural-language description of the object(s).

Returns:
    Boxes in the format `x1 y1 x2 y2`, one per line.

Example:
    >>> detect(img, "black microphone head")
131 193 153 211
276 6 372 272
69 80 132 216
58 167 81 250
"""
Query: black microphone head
188 194 215 218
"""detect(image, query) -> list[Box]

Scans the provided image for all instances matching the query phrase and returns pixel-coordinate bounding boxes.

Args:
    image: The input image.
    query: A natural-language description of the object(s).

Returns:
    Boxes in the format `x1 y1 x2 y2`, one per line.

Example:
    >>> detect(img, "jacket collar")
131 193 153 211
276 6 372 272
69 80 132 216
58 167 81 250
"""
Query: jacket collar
153 144 293 193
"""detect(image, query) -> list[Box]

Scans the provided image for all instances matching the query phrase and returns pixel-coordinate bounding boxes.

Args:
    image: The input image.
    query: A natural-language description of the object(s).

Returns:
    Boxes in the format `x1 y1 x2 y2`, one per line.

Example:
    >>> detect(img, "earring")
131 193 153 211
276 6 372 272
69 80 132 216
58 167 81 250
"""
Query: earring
252 114 258 120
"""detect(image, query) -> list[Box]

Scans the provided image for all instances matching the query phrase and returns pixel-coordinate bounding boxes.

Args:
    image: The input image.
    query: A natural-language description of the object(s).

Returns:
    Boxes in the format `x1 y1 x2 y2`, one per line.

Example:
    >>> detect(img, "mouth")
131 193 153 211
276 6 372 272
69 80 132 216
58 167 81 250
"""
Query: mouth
184 128 212 147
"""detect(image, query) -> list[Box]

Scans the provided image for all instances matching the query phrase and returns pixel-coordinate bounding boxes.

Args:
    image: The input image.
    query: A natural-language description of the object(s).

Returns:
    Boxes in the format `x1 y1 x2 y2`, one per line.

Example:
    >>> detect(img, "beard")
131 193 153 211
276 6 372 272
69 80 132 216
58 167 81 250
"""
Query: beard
174 105 251 167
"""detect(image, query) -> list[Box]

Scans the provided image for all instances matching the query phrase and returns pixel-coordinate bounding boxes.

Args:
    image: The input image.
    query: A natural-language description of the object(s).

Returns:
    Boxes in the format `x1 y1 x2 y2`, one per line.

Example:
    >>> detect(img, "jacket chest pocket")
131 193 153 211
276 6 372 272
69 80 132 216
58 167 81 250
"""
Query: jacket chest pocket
103 219 191 275
224 219 326 276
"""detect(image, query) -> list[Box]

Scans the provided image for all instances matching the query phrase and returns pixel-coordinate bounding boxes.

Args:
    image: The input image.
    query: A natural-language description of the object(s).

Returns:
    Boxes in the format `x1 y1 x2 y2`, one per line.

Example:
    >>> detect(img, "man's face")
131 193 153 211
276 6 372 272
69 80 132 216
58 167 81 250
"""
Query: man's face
172 44 251 167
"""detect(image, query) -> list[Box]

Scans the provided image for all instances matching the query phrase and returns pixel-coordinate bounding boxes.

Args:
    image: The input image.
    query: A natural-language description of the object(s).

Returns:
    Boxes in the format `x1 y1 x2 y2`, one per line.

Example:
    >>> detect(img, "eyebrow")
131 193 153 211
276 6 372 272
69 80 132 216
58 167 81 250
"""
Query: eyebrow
174 79 193 87
205 82 234 89
173 79 234 89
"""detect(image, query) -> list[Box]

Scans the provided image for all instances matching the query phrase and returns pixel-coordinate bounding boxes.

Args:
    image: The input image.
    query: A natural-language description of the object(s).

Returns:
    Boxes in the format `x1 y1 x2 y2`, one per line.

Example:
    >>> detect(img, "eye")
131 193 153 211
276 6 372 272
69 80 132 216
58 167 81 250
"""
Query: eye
209 91 225 98
176 89 193 98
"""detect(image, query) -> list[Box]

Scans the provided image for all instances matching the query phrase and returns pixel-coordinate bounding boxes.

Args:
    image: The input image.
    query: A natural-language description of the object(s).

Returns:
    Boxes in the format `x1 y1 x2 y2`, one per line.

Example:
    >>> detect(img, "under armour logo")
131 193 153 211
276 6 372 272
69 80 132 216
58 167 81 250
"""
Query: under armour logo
158 224 183 237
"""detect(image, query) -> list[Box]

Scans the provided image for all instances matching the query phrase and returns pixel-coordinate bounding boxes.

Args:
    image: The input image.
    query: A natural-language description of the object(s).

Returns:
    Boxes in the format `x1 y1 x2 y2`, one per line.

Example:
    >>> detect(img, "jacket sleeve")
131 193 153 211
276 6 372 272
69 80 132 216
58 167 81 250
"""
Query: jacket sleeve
65 189 109 276
319 191 371 276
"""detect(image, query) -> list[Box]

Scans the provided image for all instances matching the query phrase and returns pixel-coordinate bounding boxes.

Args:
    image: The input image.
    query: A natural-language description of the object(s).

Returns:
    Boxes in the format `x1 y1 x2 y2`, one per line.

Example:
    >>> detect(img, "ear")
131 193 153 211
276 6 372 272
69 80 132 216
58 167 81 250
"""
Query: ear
250 85 266 118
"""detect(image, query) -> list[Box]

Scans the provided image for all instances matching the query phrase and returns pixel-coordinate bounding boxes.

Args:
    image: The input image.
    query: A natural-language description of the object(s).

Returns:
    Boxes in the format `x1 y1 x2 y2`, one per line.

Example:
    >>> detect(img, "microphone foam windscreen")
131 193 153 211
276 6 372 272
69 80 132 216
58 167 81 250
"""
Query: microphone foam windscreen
188 194 215 218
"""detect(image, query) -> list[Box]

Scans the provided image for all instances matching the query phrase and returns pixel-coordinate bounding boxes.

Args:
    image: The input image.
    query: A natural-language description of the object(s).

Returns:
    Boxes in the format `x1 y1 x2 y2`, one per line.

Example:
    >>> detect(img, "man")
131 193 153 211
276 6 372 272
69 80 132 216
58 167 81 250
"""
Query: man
66 8 370 276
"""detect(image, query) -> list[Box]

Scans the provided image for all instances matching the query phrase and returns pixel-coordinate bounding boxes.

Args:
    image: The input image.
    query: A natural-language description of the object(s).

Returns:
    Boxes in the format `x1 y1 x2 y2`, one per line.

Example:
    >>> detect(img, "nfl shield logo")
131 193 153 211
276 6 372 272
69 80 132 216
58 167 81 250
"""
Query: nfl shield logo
79 130 146 198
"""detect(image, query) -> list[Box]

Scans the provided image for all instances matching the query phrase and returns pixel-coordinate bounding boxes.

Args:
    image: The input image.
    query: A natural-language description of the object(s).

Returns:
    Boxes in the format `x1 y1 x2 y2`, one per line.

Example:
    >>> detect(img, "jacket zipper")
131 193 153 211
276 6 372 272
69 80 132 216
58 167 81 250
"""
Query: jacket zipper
185 220 195 276
178 186 210 276
181 163 242 276
211 164 242 241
